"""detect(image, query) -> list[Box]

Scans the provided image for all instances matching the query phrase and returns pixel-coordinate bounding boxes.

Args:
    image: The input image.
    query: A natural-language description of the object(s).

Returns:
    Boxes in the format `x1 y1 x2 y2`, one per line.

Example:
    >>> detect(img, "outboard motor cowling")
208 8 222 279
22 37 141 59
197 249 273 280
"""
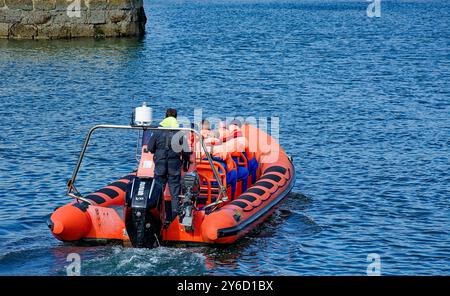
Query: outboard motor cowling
125 177 162 248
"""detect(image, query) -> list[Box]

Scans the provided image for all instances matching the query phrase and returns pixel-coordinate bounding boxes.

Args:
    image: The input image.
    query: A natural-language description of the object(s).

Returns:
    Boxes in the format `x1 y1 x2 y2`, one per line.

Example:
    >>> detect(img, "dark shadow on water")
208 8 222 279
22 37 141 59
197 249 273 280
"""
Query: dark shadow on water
0 36 145 50
0 37 146 62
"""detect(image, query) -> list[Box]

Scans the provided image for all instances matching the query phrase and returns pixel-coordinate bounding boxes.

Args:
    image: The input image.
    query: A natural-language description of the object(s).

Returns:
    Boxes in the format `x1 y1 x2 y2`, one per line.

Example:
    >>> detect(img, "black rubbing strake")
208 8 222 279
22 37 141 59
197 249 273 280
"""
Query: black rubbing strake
239 195 257 202
217 168 296 238
72 202 89 212
264 166 287 175
254 181 275 189
261 174 282 183
229 200 250 209
96 188 119 199
121 175 136 181
84 194 106 204
108 181 128 192
247 187 266 196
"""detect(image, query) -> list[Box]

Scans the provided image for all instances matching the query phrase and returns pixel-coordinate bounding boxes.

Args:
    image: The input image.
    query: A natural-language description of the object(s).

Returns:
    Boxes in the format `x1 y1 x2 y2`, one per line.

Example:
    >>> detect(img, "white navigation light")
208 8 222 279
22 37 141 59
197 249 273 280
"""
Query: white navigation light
134 102 152 126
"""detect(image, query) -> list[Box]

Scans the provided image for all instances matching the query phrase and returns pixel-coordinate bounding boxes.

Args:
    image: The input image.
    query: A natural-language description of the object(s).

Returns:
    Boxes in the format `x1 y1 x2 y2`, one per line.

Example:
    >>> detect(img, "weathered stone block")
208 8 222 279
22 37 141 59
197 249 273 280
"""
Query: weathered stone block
0 8 23 23
94 23 120 38
86 0 108 10
33 0 56 11
108 9 127 23
108 0 133 10
129 0 143 9
119 20 140 36
53 11 86 24
86 10 106 24
55 0 89 11
38 23 71 39
70 23 94 37
0 22 10 38
22 11 51 25
132 6 146 22
10 23 37 38
6 0 33 11
0 0 5 8
55 0 70 11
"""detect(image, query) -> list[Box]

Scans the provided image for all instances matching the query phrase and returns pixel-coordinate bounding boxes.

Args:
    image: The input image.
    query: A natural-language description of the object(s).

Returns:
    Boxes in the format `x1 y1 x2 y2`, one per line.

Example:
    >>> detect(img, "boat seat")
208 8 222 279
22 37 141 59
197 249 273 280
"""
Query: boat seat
245 152 259 185
231 153 249 195
196 160 232 205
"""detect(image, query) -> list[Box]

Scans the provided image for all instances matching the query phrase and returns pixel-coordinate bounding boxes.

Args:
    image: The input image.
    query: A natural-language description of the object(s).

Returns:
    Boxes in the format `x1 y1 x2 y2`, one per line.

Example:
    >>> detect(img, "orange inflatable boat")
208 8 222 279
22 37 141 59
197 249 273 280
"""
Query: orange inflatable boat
48 110 295 248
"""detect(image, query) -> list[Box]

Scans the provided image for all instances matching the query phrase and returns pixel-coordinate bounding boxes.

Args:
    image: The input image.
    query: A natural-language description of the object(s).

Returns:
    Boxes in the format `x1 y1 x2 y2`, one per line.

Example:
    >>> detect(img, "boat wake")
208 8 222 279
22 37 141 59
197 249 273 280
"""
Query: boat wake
77 246 206 276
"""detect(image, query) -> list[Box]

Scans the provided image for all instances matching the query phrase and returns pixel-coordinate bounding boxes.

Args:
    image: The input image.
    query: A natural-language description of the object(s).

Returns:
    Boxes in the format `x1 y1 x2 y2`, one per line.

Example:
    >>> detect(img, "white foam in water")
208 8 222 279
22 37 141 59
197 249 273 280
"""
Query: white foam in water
80 246 206 276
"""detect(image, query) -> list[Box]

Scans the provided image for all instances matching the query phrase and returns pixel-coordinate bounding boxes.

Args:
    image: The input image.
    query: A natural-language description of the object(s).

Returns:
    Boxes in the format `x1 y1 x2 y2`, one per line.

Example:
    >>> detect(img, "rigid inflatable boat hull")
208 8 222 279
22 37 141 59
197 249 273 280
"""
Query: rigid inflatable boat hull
48 124 296 246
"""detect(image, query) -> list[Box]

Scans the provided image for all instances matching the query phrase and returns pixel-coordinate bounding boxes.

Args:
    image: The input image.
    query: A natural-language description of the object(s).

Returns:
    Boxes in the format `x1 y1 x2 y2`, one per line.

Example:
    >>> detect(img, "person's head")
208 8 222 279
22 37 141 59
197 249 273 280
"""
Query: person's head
229 119 242 129
202 119 211 130
165 108 177 118
219 120 227 129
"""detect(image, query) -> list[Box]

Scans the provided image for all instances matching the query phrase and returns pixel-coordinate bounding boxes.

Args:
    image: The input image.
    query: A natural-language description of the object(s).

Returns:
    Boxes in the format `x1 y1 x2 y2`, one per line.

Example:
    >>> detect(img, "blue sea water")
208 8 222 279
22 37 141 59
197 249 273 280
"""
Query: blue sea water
0 0 449 275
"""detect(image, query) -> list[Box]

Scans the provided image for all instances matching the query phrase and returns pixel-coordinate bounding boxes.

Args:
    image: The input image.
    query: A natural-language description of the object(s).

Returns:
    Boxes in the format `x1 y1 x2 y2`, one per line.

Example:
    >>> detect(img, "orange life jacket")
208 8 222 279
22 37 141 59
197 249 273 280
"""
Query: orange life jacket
201 129 213 139
218 127 230 142
227 124 254 160
201 138 236 172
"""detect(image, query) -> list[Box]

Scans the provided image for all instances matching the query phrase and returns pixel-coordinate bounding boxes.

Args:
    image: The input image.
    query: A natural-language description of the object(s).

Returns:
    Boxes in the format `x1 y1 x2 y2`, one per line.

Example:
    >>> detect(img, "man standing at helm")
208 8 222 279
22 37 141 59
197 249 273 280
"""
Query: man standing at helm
147 108 190 227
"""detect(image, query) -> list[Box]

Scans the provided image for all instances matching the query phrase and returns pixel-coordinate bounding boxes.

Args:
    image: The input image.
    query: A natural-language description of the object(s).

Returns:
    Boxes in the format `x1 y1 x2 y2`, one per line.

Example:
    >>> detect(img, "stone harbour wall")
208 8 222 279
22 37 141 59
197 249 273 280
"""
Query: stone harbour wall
0 0 146 39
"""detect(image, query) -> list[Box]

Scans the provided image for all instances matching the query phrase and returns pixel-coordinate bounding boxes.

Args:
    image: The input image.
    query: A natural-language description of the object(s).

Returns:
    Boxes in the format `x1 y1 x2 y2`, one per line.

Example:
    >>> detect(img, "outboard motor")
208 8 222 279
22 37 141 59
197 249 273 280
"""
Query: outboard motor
125 177 163 248
178 172 200 232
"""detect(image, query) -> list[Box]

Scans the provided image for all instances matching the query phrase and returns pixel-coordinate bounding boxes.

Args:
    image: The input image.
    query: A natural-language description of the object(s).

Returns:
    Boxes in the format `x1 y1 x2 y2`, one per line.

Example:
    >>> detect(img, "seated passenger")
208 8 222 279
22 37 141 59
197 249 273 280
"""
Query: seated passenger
228 119 243 138
228 119 258 184
218 120 231 142
201 119 213 139
202 132 238 199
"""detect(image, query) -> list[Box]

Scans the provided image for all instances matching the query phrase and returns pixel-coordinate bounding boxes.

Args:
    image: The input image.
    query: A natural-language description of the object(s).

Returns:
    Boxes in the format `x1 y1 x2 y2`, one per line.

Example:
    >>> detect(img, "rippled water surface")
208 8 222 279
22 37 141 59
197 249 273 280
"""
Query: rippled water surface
0 0 449 275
